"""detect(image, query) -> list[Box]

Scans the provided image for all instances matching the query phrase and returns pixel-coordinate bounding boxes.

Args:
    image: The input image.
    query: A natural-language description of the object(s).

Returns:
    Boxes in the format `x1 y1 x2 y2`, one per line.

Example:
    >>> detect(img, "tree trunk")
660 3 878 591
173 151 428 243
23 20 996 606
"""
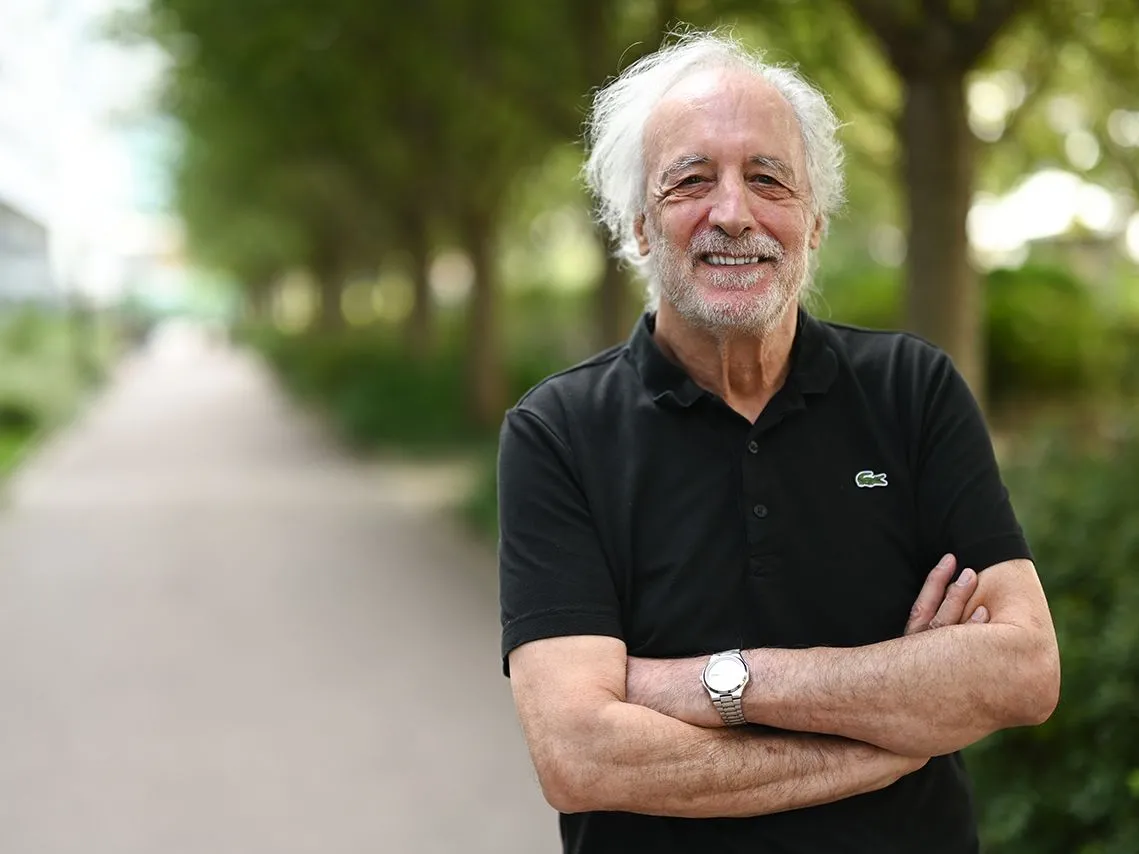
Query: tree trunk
595 246 631 349
901 70 984 403
462 209 506 428
405 220 435 360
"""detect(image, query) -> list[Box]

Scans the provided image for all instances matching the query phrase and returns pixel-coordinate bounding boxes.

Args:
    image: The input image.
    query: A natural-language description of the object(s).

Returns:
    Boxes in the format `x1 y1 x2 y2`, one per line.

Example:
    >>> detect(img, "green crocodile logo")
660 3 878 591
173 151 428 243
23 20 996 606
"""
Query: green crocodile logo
855 470 888 488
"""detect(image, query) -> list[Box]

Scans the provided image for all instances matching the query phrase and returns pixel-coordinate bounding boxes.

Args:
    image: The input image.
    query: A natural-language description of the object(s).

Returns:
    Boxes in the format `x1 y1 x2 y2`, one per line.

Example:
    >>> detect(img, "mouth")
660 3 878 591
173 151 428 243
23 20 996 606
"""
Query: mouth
700 253 775 267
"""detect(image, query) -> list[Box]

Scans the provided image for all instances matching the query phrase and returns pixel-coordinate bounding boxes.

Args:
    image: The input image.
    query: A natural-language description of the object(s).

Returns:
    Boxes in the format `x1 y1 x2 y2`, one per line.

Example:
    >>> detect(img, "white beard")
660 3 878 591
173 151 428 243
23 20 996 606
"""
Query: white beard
651 230 809 337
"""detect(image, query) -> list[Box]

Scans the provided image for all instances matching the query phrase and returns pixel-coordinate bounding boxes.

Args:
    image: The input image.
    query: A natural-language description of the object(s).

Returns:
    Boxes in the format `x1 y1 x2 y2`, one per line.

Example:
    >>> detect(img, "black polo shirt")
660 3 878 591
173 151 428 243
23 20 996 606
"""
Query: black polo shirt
498 309 1030 854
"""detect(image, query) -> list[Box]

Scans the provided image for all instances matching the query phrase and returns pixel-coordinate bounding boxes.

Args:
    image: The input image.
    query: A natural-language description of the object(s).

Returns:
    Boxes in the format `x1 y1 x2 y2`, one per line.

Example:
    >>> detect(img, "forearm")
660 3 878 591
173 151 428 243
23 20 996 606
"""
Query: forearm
546 700 920 818
745 623 1057 756
629 623 1057 757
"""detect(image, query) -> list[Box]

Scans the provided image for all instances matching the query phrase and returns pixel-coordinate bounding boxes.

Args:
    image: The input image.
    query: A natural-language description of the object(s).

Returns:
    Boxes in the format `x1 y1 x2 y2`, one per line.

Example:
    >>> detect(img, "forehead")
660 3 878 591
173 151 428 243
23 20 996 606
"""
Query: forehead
643 67 805 176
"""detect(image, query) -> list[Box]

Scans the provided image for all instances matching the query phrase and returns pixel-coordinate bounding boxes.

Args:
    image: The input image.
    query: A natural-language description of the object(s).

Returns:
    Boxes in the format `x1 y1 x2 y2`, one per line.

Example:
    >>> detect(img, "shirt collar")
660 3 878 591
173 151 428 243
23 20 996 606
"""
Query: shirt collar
626 307 838 407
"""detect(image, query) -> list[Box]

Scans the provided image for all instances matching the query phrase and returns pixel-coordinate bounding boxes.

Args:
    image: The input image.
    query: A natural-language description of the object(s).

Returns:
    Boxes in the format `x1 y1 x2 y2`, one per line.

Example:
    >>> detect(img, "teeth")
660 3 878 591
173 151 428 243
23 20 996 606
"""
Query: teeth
706 254 761 266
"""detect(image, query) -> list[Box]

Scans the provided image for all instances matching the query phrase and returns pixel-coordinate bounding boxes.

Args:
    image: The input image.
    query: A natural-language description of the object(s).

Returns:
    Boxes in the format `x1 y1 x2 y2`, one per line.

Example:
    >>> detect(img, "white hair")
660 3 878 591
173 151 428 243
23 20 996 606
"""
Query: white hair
583 30 845 308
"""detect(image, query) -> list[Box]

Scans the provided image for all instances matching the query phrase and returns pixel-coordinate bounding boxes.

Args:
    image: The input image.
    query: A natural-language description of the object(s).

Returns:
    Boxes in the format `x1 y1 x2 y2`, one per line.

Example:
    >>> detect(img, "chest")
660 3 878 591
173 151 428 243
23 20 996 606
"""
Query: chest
588 394 925 657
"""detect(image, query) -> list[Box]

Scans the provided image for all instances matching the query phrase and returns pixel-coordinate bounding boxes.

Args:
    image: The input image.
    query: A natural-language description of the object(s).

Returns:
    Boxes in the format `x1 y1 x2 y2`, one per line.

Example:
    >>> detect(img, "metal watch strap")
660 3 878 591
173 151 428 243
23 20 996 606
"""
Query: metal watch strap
711 692 747 726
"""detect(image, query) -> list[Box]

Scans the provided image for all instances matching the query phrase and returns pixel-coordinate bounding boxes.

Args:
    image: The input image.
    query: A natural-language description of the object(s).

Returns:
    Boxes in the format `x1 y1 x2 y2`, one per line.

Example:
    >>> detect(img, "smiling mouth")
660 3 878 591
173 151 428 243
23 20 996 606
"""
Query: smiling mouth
702 254 772 266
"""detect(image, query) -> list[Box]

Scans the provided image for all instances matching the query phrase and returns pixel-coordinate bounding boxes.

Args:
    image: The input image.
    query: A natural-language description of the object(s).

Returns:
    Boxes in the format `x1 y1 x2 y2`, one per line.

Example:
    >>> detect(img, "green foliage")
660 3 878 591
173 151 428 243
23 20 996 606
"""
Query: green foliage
814 266 904 330
246 323 570 452
969 420 1139 854
0 310 83 430
458 444 501 537
0 308 117 477
986 264 1122 400
0 425 35 475
814 263 1130 405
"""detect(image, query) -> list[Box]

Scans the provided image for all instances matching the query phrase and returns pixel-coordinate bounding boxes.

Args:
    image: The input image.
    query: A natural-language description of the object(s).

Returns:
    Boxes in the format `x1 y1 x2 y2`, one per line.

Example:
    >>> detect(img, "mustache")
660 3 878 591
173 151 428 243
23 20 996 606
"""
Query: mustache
689 232 784 260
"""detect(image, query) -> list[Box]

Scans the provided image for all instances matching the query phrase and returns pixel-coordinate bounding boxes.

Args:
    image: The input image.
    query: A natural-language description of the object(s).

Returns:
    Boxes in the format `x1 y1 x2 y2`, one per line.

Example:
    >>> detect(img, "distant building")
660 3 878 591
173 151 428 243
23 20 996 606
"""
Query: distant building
0 197 58 306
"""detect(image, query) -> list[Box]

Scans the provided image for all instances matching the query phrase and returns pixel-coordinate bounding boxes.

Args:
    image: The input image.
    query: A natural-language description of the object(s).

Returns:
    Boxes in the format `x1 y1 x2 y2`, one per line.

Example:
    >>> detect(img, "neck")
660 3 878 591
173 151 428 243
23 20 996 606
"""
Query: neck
653 300 799 422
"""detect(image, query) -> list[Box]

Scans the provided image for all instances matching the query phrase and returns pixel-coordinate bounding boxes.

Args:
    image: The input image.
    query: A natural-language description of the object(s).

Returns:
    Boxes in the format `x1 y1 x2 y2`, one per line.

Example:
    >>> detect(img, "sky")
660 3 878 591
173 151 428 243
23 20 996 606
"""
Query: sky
0 0 172 300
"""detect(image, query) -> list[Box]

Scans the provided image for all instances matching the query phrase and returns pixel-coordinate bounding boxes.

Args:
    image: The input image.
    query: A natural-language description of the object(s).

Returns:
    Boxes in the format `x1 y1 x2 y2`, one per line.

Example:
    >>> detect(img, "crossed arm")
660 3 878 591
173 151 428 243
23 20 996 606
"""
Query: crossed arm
508 554 1060 817
624 555 1060 757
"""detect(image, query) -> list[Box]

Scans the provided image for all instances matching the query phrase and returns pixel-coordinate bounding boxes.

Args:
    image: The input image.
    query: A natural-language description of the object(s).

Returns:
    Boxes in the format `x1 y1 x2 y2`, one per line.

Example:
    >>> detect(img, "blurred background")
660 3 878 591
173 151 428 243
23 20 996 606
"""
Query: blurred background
1 0 1138 851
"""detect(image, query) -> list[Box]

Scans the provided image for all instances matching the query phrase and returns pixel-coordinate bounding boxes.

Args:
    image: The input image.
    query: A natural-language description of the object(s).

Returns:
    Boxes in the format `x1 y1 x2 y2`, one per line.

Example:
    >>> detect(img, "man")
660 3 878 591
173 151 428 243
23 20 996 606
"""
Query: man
497 31 1060 854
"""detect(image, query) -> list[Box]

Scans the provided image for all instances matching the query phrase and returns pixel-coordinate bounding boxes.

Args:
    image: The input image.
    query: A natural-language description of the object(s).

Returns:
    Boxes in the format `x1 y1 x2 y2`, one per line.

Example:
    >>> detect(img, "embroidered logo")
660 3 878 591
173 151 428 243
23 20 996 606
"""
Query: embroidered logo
855 470 888 488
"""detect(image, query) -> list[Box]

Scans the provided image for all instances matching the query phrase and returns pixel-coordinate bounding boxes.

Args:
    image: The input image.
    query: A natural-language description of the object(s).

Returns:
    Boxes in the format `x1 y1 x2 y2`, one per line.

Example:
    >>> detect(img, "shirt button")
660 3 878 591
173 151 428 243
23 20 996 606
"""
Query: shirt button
747 440 759 454
752 504 768 519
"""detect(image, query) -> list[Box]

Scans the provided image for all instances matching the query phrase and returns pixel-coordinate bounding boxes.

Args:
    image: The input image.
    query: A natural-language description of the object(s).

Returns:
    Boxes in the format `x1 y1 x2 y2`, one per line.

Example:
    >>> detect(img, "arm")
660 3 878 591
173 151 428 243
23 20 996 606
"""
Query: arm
509 634 928 818
626 555 1060 758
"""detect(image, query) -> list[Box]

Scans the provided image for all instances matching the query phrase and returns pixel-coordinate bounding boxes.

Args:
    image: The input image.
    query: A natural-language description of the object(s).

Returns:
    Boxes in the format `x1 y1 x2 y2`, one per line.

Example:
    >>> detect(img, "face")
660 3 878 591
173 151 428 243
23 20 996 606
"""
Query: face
635 68 823 335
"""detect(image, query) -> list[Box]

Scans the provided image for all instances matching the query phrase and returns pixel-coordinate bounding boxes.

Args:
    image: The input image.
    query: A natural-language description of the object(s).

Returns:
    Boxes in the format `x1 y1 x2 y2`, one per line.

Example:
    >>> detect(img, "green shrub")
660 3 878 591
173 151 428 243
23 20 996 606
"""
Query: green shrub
0 424 35 474
0 400 38 432
0 306 61 348
815 263 1126 406
986 264 1121 401
246 324 571 452
813 266 903 330
968 421 1139 854
459 445 500 538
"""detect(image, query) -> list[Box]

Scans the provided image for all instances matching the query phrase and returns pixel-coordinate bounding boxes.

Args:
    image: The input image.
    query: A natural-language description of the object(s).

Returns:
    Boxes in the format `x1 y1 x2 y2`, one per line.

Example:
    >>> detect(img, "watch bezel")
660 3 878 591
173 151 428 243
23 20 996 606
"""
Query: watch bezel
702 652 749 694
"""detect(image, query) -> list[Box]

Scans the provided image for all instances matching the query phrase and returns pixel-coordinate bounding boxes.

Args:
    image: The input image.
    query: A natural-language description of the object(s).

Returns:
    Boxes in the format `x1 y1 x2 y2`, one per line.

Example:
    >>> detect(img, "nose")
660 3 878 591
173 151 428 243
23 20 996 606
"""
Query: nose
707 175 757 238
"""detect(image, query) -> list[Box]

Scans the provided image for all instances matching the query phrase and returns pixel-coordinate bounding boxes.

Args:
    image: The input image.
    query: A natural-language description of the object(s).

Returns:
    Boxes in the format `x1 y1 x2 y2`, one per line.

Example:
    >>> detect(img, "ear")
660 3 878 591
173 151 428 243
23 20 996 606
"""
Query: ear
633 213 651 256
808 214 825 251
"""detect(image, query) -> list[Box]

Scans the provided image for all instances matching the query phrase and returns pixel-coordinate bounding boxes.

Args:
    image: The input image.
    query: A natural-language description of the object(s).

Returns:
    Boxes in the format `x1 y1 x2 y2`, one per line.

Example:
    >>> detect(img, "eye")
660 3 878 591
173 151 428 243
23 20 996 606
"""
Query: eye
677 175 706 186
750 174 779 186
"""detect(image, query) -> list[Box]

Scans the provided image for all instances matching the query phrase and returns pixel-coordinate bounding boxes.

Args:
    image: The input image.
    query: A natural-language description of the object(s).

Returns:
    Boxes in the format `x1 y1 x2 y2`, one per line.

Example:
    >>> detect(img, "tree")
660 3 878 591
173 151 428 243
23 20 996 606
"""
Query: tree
835 0 1027 400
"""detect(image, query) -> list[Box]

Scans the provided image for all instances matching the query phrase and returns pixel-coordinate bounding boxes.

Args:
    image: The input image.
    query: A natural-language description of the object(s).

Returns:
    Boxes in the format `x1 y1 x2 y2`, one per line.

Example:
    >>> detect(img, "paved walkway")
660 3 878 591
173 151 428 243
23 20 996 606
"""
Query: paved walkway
0 324 557 854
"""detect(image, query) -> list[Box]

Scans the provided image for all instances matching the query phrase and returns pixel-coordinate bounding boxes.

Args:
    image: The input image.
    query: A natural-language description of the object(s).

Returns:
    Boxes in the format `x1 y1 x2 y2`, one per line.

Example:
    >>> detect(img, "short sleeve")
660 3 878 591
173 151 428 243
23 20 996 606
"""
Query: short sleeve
497 407 623 676
915 353 1032 573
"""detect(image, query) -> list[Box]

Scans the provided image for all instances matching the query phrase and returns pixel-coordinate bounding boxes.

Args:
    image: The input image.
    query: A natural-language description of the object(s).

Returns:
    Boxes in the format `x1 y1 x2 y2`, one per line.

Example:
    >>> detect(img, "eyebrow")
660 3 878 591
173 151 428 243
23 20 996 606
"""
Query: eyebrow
658 154 796 185
659 155 710 184
749 155 795 183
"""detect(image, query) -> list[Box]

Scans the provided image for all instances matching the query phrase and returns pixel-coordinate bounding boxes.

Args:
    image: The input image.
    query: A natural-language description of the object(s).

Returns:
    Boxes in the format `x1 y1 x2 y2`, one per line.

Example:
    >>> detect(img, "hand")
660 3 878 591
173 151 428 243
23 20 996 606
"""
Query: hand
904 553 988 636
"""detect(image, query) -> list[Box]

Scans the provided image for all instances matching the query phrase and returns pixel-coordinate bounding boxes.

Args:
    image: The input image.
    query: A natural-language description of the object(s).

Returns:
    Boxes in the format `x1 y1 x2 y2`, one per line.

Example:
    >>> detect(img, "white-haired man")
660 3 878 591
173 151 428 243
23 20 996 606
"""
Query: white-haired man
498 32 1059 854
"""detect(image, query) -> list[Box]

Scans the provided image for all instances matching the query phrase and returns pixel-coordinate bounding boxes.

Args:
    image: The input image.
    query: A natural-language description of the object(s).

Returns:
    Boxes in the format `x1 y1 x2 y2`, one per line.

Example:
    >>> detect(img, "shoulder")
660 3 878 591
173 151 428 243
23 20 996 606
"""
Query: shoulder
814 317 955 405
818 318 947 370
509 342 636 438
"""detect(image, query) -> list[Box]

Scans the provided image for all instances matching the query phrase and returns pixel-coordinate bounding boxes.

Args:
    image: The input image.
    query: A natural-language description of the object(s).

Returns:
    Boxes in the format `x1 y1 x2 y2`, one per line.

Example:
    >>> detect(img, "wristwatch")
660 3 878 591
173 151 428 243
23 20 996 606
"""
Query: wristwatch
701 649 750 726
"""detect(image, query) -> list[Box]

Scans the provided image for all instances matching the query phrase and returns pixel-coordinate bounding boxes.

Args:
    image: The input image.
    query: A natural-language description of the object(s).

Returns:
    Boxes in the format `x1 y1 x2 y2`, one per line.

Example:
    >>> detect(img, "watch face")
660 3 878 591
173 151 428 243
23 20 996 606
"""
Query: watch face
705 657 746 693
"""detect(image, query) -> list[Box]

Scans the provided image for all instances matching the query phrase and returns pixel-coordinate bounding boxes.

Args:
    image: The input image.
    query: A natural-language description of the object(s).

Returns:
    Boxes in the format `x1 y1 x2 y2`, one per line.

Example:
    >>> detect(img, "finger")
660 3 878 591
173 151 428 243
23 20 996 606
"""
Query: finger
905 554 956 635
968 605 989 623
927 567 978 630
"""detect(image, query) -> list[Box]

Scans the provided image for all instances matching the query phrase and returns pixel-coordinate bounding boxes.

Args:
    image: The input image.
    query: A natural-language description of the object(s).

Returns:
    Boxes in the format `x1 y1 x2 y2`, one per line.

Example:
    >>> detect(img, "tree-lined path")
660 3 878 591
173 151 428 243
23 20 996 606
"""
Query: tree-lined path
0 325 555 854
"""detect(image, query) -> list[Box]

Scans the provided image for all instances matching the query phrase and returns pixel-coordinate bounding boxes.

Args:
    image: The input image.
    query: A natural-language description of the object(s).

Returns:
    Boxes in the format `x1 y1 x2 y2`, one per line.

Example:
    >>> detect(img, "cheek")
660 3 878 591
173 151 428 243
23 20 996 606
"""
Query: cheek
763 207 814 249
659 204 710 246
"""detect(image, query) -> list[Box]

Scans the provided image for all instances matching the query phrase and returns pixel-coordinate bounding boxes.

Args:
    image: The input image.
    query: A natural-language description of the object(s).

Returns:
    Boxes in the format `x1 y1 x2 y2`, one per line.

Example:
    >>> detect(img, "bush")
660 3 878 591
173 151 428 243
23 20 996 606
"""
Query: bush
815 263 1126 407
0 400 39 432
968 420 1139 854
986 264 1122 401
0 307 112 477
813 266 903 330
459 445 500 538
246 324 571 452
0 308 106 433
